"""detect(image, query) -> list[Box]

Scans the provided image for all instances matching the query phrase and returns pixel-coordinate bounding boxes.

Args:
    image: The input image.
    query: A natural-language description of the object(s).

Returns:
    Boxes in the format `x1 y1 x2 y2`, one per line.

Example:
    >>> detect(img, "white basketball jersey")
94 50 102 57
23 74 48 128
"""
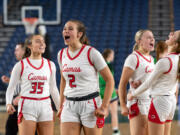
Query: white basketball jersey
151 53 179 96
59 45 99 97
125 51 155 99
20 57 52 98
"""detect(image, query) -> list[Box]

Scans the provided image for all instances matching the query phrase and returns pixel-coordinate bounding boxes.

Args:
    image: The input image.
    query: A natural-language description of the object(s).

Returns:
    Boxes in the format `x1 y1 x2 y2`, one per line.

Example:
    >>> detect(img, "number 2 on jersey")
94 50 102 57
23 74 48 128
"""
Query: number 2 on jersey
68 74 76 88
30 82 44 94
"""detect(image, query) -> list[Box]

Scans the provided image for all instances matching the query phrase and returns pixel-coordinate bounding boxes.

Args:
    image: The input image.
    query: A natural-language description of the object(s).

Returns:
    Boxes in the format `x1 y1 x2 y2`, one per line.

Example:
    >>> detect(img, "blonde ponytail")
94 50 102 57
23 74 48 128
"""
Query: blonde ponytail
133 43 139 51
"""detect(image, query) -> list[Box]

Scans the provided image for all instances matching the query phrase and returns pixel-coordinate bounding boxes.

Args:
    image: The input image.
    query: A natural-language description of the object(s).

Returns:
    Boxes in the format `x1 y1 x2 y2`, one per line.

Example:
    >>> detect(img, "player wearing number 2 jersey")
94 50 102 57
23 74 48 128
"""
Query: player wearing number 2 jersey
58 45 103 97
57 20 114 135
6 35 60 135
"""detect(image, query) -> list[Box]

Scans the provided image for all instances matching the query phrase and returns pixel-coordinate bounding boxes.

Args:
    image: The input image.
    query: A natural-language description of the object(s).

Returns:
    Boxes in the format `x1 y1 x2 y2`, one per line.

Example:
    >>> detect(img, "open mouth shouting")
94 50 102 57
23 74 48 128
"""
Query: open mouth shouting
150 43 154 47
64 36 70 40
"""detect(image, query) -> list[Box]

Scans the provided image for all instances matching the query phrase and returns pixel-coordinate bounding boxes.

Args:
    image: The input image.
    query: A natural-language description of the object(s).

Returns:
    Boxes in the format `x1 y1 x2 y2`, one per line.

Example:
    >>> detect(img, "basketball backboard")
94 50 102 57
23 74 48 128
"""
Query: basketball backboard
3 0 61 25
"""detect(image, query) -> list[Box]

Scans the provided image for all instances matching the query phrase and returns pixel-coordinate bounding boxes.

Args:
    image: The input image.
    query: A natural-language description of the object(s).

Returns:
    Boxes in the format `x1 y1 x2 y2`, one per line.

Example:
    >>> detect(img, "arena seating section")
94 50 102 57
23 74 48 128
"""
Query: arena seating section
174 0 180 31
0 0 149 90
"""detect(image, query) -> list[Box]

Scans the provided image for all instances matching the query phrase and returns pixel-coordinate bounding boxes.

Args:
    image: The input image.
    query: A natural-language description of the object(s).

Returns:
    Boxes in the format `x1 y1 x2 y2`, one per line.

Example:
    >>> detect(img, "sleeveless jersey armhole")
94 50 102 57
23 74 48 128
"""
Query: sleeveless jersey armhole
87 47 94 66
59 48 64 64
47 59 52 75
134 53 139 69
164 57 173 74
20 60 24 78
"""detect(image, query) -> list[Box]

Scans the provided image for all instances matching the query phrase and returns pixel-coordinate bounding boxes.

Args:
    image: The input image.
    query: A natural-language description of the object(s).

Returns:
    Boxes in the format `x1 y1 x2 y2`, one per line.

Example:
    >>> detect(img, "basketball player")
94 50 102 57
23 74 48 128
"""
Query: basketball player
6 35 60 135
57 20 114 135
131 41 169 90
127 30 180 135
1 43 25 135
118 30 155 135
99 49 120 135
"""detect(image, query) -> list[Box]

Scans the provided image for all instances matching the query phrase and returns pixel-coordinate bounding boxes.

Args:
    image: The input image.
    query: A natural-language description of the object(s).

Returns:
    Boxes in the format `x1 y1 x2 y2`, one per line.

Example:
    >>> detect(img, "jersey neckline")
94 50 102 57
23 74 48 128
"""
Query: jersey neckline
135 51 152 63
26 57 44 70
67 45 86 60
168 52 179 55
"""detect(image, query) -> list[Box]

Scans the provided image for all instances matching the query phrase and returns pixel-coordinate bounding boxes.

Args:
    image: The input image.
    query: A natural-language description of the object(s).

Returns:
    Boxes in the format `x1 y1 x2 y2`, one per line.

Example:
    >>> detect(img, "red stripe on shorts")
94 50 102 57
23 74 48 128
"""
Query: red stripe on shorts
148 99 164 124
18 98 25 124
129 101 140 119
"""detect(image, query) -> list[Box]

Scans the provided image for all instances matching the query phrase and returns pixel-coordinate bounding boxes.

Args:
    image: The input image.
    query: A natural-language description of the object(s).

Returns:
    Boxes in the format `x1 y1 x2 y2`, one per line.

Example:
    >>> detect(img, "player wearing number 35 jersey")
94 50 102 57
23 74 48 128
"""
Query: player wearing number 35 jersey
20 57 52 98
6 35 60 135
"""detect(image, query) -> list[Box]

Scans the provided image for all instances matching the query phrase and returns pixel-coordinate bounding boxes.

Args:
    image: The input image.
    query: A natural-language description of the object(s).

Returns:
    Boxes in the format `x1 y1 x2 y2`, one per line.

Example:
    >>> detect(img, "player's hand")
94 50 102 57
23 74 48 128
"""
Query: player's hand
94 106 108 118
6 104 16 114
127 92 134 101
13 96 21 106
130 80 141 89
1 75 10 83
120 105 129 116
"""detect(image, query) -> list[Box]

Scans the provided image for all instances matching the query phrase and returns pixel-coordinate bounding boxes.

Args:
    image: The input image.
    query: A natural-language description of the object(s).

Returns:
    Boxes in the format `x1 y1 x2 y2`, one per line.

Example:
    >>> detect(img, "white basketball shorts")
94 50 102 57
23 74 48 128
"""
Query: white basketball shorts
148 95 176 124
127 98 151 119
61 96 102 128
18 97 53 123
